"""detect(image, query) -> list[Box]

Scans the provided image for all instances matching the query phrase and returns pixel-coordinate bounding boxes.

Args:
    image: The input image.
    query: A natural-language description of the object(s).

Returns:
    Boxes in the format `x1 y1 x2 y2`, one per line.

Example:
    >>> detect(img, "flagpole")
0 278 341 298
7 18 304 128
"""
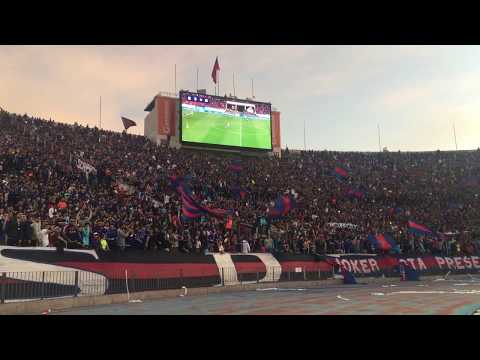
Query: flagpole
99 96 102 129
251 78 254 99
233 72 236 97
303 119 306 151
174 64 177 96
377 124 381 152
196 68 199 92
453 123 458 151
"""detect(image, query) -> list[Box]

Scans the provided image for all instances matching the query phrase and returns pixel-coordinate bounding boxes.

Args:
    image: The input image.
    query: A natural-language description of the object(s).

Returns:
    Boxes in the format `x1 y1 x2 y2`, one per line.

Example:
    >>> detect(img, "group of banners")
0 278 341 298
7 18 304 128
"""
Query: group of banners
331 163 451 251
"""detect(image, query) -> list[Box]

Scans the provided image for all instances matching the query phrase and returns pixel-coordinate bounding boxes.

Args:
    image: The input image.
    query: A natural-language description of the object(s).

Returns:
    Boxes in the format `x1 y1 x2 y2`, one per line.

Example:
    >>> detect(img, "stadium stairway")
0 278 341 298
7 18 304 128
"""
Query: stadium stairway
212 252 282 285
254 253 282 283
212 253 239 285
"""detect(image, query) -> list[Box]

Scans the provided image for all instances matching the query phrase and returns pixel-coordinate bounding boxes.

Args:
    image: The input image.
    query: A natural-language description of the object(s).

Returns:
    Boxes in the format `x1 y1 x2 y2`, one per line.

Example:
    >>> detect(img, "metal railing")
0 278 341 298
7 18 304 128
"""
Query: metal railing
0 267 332 304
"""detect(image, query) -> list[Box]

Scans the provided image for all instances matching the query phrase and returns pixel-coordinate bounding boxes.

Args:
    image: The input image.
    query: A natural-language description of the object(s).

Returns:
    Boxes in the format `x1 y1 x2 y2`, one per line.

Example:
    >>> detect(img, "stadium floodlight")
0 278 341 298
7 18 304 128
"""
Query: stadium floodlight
188 96 191 101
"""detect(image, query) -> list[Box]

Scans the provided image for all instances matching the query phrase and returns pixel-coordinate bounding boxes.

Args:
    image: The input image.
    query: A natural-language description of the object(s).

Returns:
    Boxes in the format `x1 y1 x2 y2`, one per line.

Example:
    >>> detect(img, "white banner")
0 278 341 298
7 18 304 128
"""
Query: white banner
77 159 97 175
327 222 359 230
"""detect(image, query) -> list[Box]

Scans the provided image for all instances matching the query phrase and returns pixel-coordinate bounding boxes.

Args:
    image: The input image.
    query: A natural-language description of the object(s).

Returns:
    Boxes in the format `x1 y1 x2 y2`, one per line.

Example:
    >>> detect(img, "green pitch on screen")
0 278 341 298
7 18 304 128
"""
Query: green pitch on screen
181 109 272 149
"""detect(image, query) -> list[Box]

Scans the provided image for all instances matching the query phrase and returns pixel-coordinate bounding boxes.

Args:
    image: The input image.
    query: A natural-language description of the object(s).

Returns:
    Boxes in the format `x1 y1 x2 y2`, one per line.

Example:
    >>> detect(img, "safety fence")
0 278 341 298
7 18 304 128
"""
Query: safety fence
0 267 332 304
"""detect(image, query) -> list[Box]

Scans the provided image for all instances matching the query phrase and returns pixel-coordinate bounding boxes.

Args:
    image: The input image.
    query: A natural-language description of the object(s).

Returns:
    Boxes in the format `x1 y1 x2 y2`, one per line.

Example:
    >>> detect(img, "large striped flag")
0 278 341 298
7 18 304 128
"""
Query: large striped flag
181 191 229 220
408 220 434 236
367 233 396 251
170 175 229 220
181 191 204 219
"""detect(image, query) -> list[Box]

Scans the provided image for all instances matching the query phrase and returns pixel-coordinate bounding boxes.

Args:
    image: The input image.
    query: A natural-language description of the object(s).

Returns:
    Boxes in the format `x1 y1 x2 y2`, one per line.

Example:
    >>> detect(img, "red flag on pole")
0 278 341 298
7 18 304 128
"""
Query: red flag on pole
121 117 136 130
211 57 220 84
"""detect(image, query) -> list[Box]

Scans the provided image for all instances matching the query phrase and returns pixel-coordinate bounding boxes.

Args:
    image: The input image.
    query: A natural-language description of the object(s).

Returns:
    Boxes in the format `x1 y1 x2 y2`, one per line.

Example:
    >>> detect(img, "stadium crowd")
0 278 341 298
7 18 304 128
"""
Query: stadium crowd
1 109 479 256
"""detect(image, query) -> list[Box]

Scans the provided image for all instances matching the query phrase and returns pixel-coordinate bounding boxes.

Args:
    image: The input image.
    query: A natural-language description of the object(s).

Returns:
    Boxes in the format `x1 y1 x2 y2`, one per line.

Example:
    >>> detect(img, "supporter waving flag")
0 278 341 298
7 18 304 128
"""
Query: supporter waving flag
367 233 396 251
408 220 434 236
333 165 349 182
268 194 297 219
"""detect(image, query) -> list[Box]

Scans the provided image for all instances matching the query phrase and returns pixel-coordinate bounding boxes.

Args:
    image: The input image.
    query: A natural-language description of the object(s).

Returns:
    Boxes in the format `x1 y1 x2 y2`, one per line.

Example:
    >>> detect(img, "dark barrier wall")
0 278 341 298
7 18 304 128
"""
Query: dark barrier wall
3 248 480 301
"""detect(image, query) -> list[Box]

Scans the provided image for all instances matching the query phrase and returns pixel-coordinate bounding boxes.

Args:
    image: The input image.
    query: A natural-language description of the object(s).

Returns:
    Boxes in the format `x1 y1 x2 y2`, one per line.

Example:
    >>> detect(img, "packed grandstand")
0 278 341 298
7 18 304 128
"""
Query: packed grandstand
1 109 479 257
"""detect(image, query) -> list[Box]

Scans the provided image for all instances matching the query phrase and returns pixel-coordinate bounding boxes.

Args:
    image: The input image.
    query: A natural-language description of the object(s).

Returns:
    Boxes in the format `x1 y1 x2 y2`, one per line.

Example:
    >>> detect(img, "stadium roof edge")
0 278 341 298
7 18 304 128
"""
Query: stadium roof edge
144 92 179 112
144 97 156 112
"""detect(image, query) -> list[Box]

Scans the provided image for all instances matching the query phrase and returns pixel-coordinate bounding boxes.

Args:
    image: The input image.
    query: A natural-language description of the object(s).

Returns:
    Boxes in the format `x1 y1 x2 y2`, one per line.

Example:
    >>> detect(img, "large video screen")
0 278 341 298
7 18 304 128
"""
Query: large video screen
180 91 272 150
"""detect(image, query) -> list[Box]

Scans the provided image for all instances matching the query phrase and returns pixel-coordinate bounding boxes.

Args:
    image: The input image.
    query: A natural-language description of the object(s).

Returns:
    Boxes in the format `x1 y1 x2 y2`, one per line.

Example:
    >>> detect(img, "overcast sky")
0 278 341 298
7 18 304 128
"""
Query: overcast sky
1 45 479 151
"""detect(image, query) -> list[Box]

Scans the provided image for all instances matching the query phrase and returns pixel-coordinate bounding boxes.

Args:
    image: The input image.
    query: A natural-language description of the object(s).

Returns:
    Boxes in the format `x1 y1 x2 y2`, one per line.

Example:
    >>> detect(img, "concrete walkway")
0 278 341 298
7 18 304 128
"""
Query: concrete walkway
54 278 480 315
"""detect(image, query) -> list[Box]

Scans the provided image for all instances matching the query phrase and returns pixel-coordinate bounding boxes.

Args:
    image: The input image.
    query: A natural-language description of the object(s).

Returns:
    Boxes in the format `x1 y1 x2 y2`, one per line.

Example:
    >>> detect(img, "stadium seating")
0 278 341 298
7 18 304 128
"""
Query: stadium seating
0 110 479 257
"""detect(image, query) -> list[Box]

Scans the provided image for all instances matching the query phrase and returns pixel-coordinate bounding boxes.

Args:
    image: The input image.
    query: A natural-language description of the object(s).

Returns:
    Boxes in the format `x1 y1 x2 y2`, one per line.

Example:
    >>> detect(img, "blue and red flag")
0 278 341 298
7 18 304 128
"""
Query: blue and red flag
181 192 204 219
367 233 396 251
268 194 297 219
408 220 434 236
333 166 349 182
169 174 229 219
181 190 229 220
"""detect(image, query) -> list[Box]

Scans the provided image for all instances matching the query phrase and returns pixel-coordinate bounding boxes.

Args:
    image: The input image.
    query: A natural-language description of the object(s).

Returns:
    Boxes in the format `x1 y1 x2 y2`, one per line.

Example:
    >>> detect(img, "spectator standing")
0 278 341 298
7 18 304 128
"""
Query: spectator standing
241 239 250 254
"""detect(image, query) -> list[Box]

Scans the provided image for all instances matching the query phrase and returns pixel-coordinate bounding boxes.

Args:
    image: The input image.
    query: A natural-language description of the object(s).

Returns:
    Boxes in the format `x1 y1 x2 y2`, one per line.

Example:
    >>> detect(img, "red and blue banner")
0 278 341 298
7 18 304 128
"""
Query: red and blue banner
367 233 396 251
408 220 434 236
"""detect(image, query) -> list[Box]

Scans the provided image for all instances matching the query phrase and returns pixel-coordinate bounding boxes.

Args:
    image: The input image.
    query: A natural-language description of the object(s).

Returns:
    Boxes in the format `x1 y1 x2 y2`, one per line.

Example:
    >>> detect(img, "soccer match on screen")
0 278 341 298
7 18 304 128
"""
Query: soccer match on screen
180 91 272 150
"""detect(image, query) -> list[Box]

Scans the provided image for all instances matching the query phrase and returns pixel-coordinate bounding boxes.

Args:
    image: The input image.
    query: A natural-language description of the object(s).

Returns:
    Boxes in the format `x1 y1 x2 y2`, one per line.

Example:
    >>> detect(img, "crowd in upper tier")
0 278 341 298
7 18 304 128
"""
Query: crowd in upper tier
0 109 479 256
